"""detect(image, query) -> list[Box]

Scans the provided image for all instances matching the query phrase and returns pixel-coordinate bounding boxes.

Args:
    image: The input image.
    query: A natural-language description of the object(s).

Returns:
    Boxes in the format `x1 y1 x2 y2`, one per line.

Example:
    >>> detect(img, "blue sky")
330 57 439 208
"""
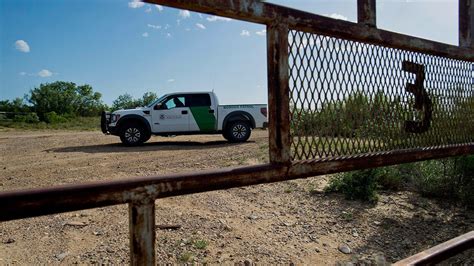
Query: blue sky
0 0 458 105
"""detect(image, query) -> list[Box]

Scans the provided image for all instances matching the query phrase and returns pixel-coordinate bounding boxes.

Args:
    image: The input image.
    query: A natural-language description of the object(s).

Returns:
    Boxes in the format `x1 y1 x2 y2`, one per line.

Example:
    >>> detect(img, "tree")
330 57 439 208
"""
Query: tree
0 97 30 113
28 81 104 120
74 84 104 116
111 94 139 111
111 92 159 111
141 92 158 106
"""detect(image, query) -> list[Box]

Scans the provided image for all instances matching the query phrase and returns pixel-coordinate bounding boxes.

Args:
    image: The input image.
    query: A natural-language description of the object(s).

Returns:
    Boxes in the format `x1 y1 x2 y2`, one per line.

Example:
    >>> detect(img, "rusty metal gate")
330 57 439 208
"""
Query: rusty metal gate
1 0 473 265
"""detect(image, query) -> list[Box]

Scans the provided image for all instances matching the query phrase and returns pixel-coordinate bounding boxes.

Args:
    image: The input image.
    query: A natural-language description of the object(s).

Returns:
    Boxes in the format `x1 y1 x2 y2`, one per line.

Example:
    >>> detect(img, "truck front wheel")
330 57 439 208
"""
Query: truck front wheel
225 121 251 142
120 123 148 146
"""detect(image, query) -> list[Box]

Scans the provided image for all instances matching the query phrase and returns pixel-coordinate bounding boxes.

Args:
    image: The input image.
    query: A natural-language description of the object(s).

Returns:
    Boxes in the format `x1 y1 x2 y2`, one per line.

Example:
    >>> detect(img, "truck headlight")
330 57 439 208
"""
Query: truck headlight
110 114 120 123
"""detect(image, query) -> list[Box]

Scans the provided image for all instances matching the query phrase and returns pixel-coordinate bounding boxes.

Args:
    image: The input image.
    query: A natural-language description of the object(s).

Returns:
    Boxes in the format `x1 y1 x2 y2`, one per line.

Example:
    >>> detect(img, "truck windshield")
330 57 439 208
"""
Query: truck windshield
147 95 168 108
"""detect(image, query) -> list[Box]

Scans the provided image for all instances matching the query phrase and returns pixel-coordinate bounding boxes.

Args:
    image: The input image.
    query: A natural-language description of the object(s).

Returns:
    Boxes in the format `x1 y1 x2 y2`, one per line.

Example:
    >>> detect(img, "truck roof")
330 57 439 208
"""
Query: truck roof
166 91 213 95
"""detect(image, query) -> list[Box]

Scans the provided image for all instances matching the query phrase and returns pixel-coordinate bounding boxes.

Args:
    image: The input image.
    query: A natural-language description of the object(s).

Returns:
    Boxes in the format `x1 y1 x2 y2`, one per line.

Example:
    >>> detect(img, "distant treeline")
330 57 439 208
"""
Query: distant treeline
0 81 159 123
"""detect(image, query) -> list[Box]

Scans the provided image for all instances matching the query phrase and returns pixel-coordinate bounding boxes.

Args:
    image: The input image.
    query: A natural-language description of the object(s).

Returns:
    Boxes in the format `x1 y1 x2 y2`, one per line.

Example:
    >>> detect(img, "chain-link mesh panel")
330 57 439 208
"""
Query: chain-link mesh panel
289 30 474 161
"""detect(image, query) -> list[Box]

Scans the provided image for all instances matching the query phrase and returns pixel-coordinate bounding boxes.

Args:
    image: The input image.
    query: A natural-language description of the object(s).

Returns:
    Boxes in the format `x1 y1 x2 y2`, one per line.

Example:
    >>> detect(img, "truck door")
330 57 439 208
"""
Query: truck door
151 95 189 133
188 94 217 132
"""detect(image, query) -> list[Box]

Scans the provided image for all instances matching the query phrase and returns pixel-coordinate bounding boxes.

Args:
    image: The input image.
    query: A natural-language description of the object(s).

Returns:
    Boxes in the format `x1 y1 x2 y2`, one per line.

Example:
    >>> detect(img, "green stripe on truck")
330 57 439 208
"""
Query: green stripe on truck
190 107 216 132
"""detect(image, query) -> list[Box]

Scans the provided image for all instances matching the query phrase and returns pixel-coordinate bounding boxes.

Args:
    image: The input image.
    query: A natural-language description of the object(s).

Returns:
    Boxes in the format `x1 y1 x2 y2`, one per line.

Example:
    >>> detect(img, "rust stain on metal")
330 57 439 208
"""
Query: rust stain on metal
267 23 291 164
459 0 474 48
129 201 155 266
357 0 376 27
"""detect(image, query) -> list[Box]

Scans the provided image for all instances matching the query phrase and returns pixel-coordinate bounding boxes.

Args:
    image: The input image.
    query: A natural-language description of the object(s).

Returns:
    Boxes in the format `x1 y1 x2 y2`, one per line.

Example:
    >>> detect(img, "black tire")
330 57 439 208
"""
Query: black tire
142 133 151 143
222 130 231 141
225 120 251 143
100 111 108 134
120 123 147 146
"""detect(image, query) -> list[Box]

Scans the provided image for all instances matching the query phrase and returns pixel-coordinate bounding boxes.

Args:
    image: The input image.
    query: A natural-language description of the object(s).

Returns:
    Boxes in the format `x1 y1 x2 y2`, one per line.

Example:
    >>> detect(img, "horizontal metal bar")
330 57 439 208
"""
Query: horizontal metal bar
394 231 474 265
1 144 473 222
144 0 474 61
0 164 285 221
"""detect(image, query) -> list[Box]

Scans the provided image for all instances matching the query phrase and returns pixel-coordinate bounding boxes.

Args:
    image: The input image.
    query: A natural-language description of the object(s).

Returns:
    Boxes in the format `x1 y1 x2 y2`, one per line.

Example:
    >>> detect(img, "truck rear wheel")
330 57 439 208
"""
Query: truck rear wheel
225 121 251 142
120 123 147 146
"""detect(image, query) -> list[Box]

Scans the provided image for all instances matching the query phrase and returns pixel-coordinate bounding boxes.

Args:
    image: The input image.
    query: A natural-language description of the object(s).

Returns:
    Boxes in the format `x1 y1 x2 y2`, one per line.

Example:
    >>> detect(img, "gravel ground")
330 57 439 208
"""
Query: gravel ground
0 129 473 264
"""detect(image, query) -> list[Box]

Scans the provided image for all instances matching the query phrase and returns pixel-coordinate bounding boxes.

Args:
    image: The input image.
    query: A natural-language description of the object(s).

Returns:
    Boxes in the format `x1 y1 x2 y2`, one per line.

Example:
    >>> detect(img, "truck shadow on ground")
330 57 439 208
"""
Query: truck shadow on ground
45 140 250 154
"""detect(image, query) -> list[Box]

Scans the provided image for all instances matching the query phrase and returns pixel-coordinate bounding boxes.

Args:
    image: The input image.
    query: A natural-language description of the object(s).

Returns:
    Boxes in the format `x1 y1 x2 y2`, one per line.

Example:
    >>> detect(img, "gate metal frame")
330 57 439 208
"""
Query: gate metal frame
1 1 473 265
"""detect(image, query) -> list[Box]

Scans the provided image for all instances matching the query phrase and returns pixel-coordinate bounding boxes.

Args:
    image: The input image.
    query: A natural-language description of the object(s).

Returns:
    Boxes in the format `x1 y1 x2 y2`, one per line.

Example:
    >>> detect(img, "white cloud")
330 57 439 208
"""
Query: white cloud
14 40 30 53
164 24 171 30
145 7 152 13
206 15 232 22
240 30 250 37
19 70 56 77
166 33 172 38
196 23 206 30
324 13 348 21
128 0 144 8
148 24 161 30
38 69 53 77
142 32 149 37
167 79 175 83
155 5 163 11
179 10 191 19
256 29 266 36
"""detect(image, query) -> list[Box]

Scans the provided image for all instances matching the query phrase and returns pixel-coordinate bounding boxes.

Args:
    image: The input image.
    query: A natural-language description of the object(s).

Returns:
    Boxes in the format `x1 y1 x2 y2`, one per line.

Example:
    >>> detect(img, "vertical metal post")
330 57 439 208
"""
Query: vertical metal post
267 23 291 164
357 0 377 27
459 0 474 48
129 201 156 266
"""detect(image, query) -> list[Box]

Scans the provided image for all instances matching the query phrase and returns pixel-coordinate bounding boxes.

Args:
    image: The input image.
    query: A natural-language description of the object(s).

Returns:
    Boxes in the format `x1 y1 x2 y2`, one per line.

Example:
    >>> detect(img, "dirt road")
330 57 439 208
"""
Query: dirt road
0 130 473 264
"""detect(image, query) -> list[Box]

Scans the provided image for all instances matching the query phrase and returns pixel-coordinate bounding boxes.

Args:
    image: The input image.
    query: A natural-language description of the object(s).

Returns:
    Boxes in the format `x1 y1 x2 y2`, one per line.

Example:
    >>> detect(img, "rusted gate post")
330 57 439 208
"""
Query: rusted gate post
357 0 376 27
460 0 474 48
267 22 291 164
129 201 156 265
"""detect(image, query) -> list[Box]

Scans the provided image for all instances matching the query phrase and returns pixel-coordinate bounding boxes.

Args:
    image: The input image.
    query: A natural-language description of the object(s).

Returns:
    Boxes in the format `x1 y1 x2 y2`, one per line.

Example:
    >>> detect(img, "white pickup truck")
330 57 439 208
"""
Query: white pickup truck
101 92 268 145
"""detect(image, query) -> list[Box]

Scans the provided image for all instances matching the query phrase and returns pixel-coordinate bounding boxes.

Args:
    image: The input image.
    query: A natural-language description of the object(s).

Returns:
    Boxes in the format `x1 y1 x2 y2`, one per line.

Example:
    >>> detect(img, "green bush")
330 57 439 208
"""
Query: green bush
375 166 405 191
193 239 208 250
13 113 40 123
325 169 379 203
457 156 474 208
414 156 474 208
413 159 452 197
324 156 474 208
43 111 69 124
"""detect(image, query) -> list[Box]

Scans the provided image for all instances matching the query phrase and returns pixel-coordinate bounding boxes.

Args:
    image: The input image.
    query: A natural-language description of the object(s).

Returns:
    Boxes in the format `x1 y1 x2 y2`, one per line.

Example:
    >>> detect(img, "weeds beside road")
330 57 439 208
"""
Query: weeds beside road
0 116 100 131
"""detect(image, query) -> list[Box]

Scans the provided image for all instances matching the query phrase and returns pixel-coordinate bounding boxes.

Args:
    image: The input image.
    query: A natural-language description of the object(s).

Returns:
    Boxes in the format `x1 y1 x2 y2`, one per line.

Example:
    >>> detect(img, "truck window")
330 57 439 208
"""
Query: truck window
163 96 186 109
188 94 211 107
